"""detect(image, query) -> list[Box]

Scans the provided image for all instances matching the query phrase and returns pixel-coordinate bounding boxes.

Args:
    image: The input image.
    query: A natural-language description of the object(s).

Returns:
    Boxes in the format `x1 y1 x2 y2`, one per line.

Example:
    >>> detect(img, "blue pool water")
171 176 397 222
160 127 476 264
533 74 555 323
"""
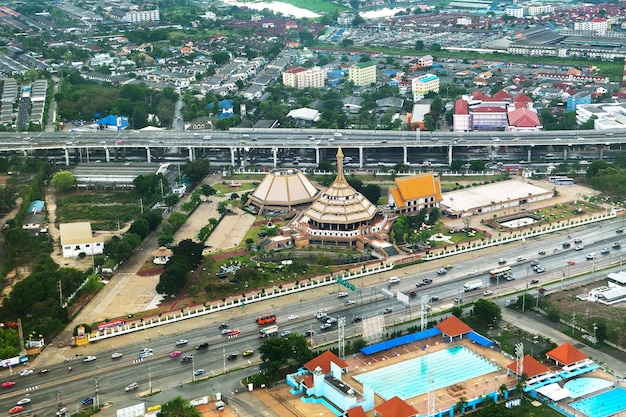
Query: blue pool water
564 378 613 399
354 346 500 400
570 387 626 417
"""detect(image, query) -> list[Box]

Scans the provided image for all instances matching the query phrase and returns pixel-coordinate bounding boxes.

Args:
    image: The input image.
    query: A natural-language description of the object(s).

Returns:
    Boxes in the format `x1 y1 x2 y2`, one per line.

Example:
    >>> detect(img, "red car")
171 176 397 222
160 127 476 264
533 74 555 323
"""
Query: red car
169 350 182 357
568 261 576 266
9 406 23 414
2 381 16 388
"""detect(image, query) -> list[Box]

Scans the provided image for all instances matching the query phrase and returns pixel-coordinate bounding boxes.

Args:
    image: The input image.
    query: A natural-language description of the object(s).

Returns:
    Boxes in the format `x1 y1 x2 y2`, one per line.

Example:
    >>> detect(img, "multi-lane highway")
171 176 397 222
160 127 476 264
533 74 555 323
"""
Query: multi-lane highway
1 128 626 168
1 218 624 417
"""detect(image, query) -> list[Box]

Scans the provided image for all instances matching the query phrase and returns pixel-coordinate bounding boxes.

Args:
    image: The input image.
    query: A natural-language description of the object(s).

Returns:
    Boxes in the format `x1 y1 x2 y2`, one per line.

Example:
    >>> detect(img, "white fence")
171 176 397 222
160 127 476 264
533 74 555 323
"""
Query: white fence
88 262 394 342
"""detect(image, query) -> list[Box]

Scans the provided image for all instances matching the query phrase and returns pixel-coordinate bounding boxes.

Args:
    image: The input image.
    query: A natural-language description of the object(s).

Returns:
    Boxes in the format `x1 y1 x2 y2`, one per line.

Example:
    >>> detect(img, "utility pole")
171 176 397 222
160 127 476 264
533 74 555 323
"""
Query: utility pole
571 311 577 333
58 280 63 308
149 366 152 394
94 378 98 410
593 323 598 345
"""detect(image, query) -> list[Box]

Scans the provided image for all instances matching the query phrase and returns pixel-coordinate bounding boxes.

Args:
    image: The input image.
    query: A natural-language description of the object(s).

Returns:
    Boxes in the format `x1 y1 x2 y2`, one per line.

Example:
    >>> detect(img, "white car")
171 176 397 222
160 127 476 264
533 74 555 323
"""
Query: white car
16 398 31 406
139 351 154 358
111 352 123 359
337 292 349 298
388 277 400 284
287 314 298 320
483 290 493 296
175 339 188 346
344 300 356 306
468 270 480 276
19 369 33 377
83 356 97 363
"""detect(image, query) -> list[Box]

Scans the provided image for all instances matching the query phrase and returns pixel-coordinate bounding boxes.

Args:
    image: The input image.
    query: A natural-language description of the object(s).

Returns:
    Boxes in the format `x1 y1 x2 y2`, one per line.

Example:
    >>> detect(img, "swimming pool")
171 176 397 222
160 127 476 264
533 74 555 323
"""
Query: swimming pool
564 378 613 399
354 346 500 400
570 387 626 417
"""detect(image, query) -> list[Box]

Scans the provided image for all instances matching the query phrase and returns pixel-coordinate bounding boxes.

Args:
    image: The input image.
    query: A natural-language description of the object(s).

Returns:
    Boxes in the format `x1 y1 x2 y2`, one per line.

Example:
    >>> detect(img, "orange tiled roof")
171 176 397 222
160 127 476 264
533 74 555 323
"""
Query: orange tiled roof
374 396 418 417
390 173 442 208
506 354 550 378
436 315 473 337
345 405 367 417
546 342 588 365
303 350 349 374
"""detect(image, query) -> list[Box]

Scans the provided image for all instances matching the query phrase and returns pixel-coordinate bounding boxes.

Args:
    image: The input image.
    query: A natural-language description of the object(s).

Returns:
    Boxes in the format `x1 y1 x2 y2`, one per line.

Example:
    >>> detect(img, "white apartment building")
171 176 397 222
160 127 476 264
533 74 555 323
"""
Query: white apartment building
282 66 326 89
526 4 554 15
505 5 524 18
122 9 160 23
574 18 608 35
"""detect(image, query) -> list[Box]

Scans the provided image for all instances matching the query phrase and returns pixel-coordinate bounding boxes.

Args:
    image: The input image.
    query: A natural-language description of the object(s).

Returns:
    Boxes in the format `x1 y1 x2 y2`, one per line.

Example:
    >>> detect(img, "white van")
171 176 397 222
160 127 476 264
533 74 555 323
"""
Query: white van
388 277 400 284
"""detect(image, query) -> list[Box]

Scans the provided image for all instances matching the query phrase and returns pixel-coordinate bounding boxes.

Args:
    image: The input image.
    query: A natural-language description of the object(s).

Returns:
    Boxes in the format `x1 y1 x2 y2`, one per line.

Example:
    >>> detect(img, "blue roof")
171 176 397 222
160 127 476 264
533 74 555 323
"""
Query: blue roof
467 331 495 347
97 115 129 129
28 200 45 213
361 328 441 355
219 99 233 109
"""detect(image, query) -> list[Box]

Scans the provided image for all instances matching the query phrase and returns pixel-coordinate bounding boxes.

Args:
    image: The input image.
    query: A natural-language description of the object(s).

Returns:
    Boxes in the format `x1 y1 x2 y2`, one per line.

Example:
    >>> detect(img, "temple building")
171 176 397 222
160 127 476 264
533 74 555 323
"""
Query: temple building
246 168 319 214
291 148 393 251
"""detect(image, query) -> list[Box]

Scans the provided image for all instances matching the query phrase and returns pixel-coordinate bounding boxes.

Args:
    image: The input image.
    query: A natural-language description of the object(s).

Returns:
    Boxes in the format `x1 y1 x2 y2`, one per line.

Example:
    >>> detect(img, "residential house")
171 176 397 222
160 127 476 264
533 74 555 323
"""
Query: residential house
343 96 363 114
22 200 46 234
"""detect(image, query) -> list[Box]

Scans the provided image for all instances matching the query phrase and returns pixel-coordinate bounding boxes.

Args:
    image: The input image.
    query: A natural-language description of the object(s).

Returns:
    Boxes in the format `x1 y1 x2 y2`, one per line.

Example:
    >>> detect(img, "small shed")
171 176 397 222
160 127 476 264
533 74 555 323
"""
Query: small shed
152 246 173 265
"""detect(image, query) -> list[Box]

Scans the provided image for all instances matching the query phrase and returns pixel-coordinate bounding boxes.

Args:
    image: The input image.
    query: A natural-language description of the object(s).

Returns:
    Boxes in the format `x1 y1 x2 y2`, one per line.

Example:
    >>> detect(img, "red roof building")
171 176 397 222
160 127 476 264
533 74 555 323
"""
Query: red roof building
506 354 550 378
374 396 419 417
546 342 588 366
436 315 473 340
507 107 542 131
303 350 349 374
346 406 367 417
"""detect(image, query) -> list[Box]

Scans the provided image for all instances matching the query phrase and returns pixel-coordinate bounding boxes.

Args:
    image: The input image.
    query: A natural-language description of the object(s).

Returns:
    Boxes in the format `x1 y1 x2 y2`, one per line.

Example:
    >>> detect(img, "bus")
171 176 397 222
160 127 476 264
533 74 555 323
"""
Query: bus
489 266 512 280
256 314 277 325
548 176 575 185
259 325 279 338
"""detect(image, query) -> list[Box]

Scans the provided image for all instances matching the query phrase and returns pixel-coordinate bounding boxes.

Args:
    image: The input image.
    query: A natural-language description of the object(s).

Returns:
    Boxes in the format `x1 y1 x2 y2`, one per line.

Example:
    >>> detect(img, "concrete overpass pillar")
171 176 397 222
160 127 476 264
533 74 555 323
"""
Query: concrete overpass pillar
273 147 278 168
64 148 70 166
448 144 453 166
490 146 495 161
315 148 320 165
563 147 567 160
527 149 531 162
188 146 194 162
146 147 151 163
105 147 110 162
599 147 604 160
403 146 408 165
359 146 364 168
230 147 236 167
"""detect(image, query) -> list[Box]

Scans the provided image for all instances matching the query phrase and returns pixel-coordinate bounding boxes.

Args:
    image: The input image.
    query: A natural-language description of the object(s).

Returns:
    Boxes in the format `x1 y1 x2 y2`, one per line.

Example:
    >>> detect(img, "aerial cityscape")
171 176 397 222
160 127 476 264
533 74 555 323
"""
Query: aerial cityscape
1 1 626 417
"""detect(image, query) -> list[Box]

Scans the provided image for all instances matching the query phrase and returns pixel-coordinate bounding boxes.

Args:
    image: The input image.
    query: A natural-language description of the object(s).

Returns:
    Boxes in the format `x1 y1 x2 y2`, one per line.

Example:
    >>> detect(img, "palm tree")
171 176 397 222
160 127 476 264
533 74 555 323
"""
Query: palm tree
455 396 468 415
498 383 508 401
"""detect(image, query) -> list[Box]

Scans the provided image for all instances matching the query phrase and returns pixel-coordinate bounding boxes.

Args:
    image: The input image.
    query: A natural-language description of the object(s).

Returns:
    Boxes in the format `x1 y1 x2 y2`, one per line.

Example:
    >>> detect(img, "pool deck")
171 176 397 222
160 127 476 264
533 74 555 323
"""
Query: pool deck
251 337 518 416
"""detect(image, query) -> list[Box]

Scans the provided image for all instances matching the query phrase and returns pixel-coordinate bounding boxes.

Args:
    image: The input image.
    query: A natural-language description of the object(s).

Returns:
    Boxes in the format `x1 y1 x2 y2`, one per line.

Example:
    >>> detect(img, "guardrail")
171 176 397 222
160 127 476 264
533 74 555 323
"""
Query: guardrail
87 262 394 342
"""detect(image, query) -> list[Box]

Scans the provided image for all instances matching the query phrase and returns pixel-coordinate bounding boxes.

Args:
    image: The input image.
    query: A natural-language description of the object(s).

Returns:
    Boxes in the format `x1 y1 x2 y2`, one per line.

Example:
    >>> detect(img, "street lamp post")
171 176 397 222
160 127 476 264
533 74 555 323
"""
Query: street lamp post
192 355 196 382
593 322 598 345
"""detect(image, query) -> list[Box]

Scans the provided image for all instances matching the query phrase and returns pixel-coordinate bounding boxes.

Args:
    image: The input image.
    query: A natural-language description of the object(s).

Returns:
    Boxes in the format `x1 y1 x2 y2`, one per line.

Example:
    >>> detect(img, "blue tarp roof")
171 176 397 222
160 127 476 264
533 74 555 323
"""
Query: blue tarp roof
467 331 495 347
361 327 441 355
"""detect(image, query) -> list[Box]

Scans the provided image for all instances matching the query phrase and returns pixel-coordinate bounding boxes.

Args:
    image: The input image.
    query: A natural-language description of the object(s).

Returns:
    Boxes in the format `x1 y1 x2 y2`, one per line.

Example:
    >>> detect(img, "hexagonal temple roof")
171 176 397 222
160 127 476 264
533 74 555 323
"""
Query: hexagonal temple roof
247 169 319 211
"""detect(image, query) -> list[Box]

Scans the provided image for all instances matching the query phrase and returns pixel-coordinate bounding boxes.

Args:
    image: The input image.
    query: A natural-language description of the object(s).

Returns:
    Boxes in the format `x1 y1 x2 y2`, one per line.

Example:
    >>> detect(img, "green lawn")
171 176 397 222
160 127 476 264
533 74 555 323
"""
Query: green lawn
275 0 346 13
56 191 143 230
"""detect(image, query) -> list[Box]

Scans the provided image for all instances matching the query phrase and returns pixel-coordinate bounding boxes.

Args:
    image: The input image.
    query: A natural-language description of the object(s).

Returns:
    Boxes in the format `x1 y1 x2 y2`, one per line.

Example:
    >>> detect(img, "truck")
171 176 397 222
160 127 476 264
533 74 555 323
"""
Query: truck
259 325 279 338
463 279 483 292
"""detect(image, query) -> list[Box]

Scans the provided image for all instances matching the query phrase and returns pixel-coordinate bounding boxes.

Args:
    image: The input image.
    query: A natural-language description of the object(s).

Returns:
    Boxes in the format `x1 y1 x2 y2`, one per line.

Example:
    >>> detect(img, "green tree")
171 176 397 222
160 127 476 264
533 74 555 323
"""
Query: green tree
454 396 468 415
51 171 76 192
212 51 230 66
424 114 436 131
415 40 424 50
164 194 180 208
472 298 501 325
157 396 201 417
